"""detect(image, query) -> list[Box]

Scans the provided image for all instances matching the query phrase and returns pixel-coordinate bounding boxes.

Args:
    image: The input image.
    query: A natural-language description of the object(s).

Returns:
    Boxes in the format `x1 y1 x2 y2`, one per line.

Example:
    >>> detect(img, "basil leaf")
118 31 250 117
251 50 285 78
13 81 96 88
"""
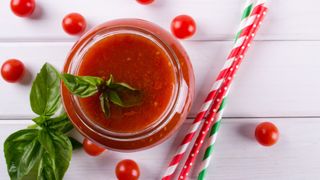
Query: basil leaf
31 113 73 133
38 129 56 158
38 131 72 180
68 137 83 150
45 112 73 133
32 116 49 125
4 129 43 180
109 82 137 91
37 152 55 180
108 84 143 107
27 124 40 129
108 90 123 106
99 92 110 118
106 74 113 86
61 74 103 98
5 129 72 180
30 63 61 117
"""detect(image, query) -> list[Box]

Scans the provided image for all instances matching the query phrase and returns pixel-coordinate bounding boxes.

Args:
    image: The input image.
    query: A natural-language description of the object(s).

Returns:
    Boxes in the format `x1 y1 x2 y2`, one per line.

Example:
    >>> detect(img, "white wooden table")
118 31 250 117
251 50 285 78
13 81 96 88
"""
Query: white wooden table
1 0 320 179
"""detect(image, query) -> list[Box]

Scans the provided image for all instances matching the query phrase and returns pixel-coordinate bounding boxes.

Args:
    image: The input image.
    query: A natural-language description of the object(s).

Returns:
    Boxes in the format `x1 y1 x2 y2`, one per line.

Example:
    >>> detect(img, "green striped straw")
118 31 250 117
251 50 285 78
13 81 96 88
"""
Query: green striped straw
197 90 229 180
197 1 255 179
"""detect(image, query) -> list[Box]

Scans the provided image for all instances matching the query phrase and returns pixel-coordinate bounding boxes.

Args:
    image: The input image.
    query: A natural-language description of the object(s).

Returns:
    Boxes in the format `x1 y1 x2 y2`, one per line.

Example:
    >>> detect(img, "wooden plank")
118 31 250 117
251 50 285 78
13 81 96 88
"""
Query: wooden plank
1 118 320 179
0 0 319 41
1 41 320 118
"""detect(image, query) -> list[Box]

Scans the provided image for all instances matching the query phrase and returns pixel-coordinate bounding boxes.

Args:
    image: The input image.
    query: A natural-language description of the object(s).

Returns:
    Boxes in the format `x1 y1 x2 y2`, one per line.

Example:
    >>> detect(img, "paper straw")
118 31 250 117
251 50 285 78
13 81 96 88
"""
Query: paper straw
197 0 256 178
161 1 258 179
179 2 268 179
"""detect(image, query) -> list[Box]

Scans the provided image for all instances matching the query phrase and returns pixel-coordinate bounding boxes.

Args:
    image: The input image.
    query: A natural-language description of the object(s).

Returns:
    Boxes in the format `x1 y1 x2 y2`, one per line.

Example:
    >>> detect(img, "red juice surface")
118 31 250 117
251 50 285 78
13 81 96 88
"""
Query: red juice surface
77 33 175 133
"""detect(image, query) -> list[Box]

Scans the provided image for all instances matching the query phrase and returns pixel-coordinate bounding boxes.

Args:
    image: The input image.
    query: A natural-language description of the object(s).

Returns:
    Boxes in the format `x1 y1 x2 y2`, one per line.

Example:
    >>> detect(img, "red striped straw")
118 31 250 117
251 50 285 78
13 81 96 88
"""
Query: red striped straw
161 1 264 179
179 4 268 179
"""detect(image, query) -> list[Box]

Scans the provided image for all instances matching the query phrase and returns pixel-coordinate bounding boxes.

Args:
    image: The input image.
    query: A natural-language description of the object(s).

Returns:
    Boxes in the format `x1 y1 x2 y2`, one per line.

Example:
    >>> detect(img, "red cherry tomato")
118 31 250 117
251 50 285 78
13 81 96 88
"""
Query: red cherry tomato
115 159 140 180
255 122 279 146
171 15 196 39
1 59 25 83
62 13 86 35
136 0 154 5
10 0 35 17
83 138 105 156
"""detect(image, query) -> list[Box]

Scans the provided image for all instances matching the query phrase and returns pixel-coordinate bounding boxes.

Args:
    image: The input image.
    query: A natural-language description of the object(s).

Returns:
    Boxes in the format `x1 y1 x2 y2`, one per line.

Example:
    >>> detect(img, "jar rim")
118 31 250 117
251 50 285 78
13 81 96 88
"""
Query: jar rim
64 20 184 141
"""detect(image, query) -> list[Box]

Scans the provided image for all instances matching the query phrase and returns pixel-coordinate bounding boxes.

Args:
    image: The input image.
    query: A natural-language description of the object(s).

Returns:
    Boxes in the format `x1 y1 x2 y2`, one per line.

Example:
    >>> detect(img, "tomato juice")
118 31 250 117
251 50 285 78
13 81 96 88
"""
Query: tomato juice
77 33 175 133
62 19 194 151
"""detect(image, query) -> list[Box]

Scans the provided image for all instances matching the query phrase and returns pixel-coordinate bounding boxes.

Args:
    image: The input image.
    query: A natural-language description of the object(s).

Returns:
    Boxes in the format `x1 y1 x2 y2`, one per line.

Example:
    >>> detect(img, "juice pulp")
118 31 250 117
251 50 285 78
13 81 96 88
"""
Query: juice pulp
77 33 175 133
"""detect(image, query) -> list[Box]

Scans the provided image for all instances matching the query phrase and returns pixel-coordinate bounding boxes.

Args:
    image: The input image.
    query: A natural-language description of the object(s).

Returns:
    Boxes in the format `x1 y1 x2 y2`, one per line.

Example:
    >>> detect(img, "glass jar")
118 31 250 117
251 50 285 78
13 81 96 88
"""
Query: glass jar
61 19 194 151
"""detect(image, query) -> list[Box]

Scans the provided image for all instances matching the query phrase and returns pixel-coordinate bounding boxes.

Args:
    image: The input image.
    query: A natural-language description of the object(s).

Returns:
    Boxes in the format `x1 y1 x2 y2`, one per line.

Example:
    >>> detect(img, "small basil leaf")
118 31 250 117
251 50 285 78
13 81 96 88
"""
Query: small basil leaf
108 90 123 106
4 129 43 180
32 116 49 126
61 74 103 98
68 137 83 150
37 131 72 180
109 82 137 91
32 116 44 125
99 92 110 118
45 112 73 133
106 74 113 86
30 63 61 117
108 85 143 107
27 124 40 129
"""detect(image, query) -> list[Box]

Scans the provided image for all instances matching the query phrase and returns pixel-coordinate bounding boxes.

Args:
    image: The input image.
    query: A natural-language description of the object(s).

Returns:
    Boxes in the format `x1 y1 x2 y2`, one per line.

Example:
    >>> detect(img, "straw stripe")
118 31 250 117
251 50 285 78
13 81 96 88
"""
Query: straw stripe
234 36 246 48
235 0 254 40
201 101 213 112
222 58 235 70
239 15 256 31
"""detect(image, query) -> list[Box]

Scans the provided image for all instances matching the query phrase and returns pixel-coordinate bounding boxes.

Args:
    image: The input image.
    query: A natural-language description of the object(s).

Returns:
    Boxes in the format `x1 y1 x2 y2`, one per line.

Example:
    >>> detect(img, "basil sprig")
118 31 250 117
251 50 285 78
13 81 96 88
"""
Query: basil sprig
61 74 143 118
60 74 103 98
4 63 82 180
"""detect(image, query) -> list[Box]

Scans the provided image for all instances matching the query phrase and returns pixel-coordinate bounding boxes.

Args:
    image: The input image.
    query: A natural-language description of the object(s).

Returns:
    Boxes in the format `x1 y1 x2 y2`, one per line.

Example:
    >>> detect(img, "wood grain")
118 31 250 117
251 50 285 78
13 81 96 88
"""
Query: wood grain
0 0 319 179
1 118 319 180
1 41 320 118
0 0 319 41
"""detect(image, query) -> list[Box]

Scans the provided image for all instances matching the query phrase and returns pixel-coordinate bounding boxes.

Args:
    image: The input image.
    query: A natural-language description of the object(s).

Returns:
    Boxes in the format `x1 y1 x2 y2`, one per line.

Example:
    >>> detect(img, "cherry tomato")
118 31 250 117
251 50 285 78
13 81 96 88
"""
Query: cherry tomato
83 138 105 156
1 59 25 83
136 0 154 5
255 122 279 146
62 13 86 35
10 0 35 17
171 15 196 39
115 159 140 180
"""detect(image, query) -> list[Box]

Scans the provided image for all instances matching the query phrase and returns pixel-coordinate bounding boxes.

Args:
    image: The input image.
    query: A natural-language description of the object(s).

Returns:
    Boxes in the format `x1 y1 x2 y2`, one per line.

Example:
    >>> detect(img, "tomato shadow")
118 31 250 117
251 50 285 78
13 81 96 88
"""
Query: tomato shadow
68 129 121 167
19 68 33 86
237 121 256 140
151 0 170 8
84 21 94 36
29 3 44 20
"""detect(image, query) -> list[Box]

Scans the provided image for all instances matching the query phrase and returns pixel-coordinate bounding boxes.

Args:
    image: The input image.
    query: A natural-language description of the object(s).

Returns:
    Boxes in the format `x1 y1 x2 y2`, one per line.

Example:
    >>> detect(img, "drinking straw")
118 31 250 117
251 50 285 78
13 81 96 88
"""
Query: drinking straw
179 2 268 179
161 1 256 179
197 90 228 180
197 1 257 178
